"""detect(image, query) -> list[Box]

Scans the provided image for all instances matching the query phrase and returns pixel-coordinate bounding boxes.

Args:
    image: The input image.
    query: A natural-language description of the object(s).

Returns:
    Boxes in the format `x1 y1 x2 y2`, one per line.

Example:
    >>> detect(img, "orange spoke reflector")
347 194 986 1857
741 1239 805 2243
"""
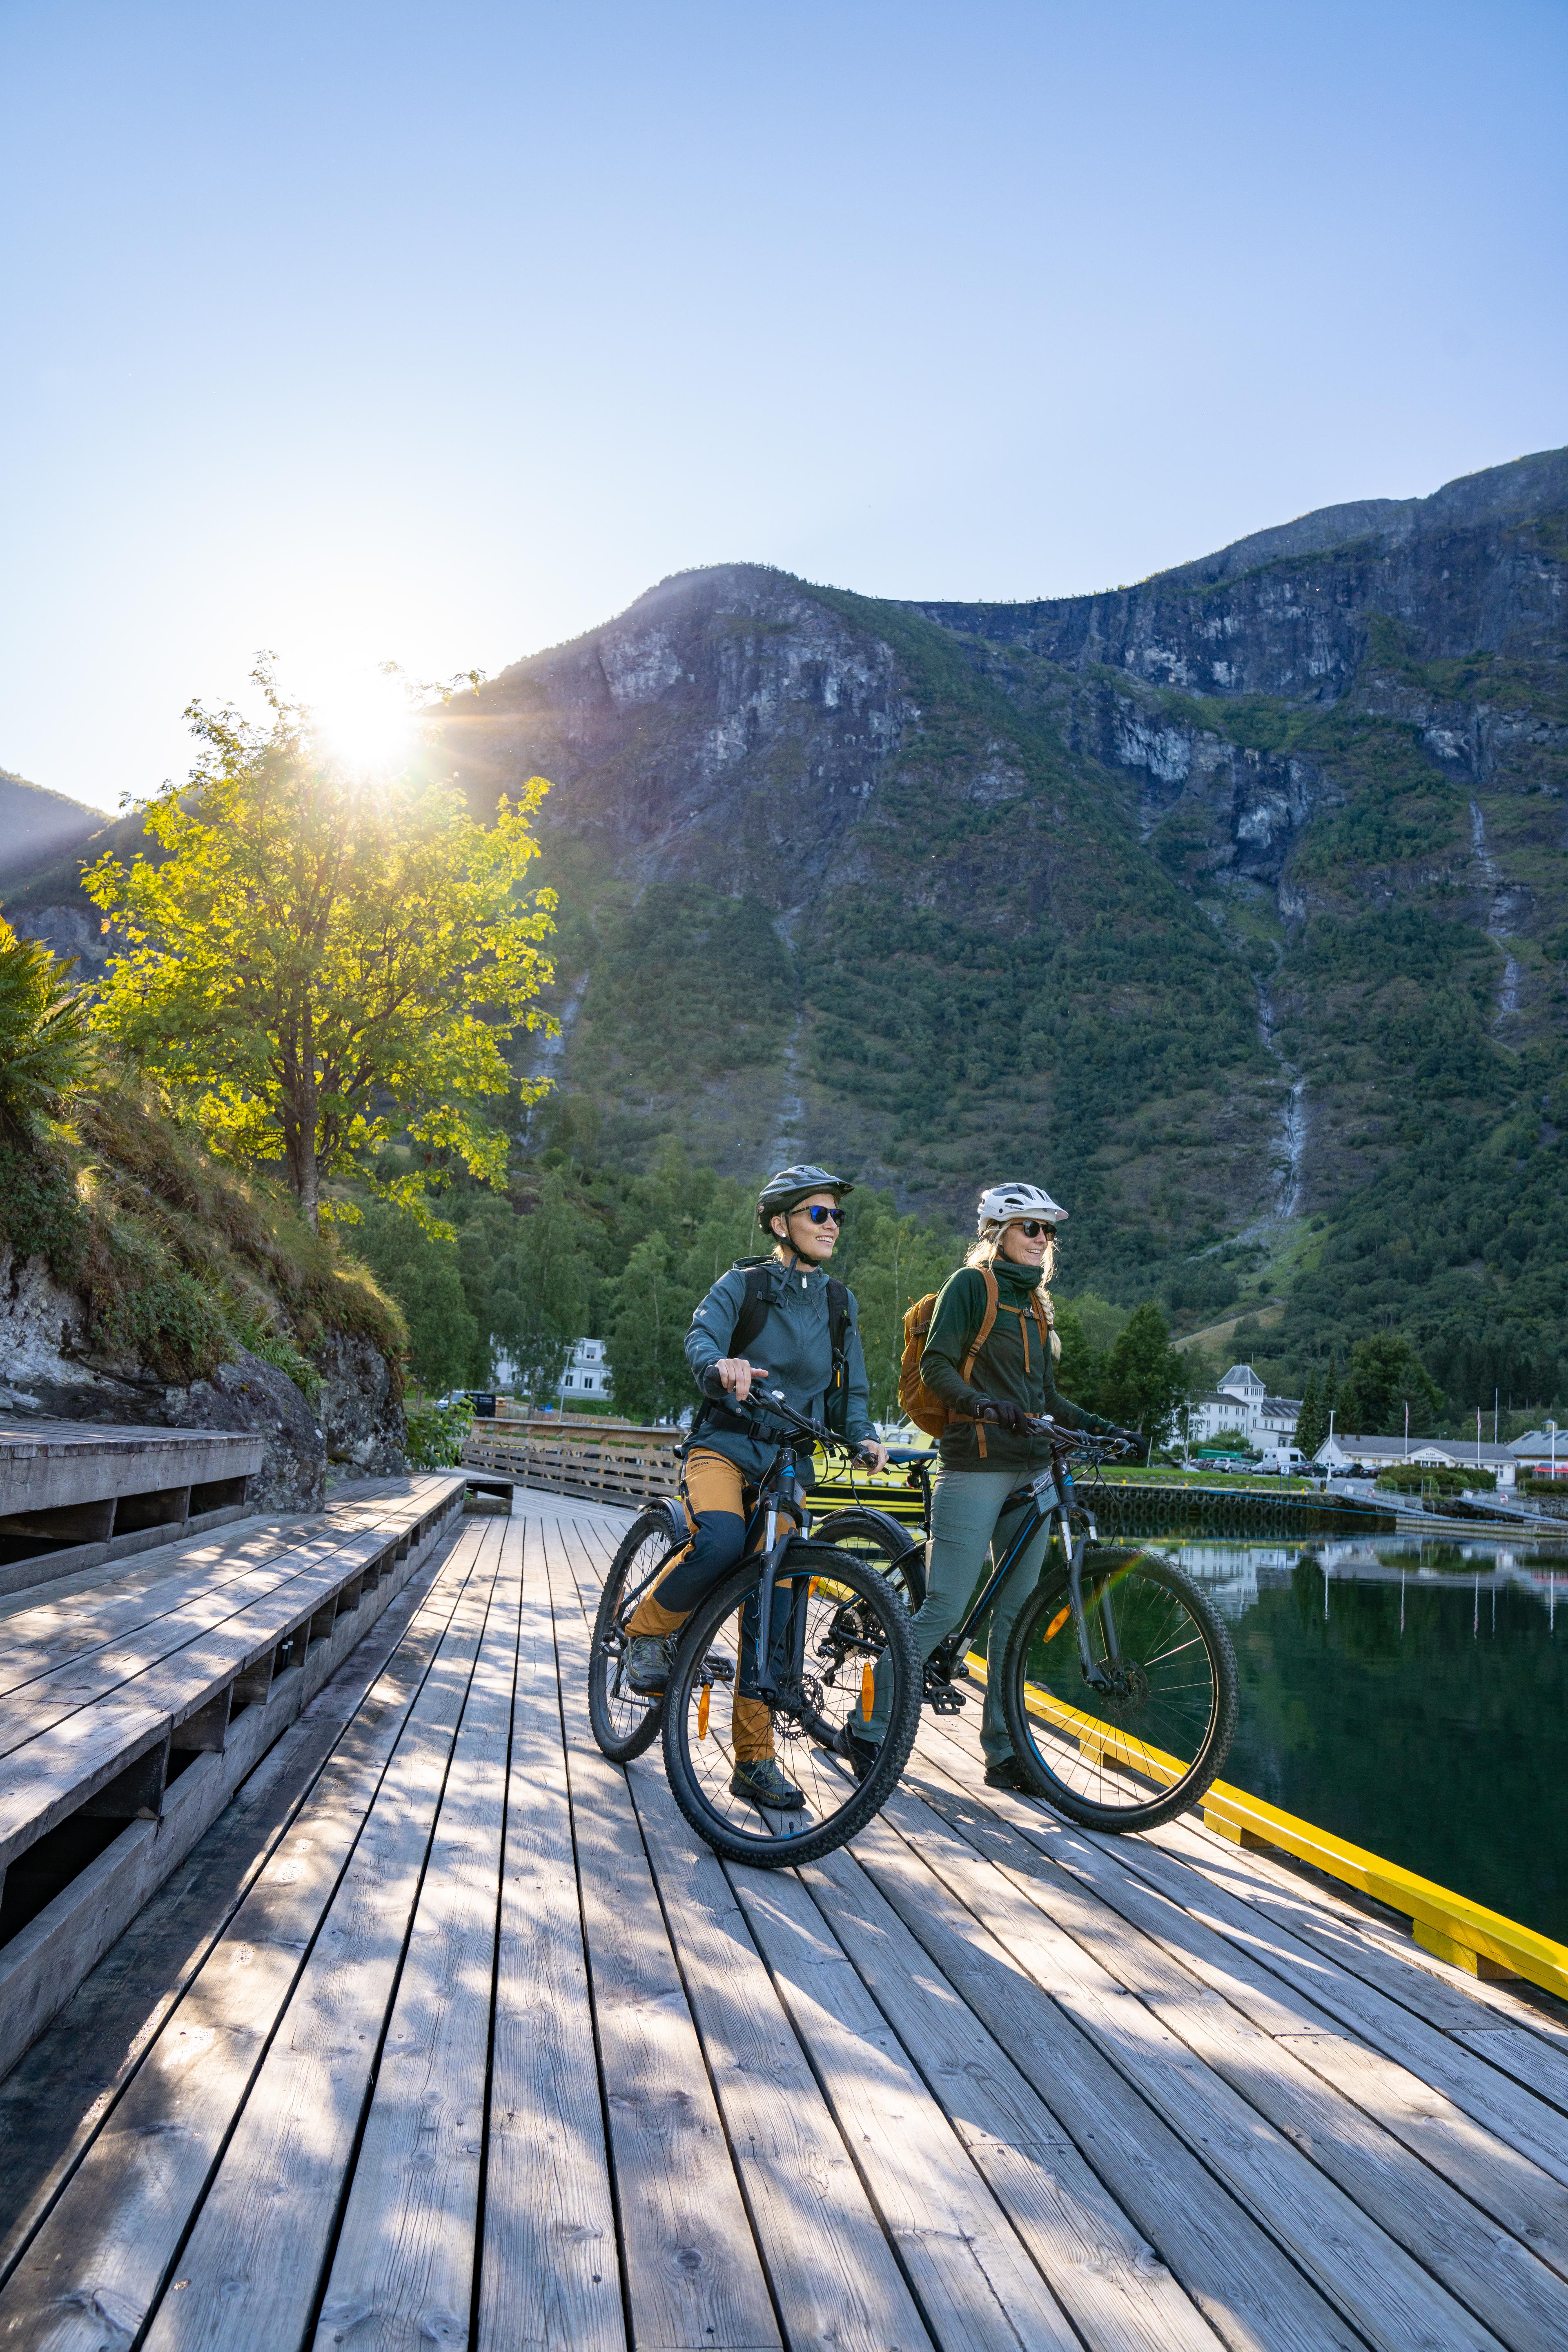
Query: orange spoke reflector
697 1685 710 1740
1045 1604 1071 1642
861 1663 875 1720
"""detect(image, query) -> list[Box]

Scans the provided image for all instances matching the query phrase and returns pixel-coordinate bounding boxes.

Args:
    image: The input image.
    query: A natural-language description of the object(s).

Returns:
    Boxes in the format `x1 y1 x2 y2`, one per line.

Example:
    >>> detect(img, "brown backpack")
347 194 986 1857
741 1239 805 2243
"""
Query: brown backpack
898 1267 1054 1442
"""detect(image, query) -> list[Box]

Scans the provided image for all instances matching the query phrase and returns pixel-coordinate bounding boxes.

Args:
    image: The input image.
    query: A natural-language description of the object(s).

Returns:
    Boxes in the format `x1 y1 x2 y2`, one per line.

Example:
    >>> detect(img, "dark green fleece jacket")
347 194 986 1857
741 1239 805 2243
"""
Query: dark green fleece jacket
920 1258 1113 1473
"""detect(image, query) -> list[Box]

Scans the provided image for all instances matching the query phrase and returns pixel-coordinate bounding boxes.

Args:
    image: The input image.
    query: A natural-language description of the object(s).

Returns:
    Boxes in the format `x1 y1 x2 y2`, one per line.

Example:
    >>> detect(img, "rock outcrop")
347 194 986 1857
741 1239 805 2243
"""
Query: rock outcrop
315 1329 405 1474
0 1243 348 1513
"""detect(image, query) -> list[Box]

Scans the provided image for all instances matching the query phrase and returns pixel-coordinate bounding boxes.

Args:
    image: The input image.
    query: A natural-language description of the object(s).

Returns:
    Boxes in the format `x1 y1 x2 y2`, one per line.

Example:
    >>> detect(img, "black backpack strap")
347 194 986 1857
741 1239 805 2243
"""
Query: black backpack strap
687 1261 778 1447
727 1260 780 1361
824 1276 852 1434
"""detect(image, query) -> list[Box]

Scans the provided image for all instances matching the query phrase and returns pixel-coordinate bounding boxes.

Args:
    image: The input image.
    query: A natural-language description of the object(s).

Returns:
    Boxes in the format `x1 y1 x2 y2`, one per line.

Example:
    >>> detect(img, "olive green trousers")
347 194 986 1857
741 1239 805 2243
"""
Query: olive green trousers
869 1466 1052 1763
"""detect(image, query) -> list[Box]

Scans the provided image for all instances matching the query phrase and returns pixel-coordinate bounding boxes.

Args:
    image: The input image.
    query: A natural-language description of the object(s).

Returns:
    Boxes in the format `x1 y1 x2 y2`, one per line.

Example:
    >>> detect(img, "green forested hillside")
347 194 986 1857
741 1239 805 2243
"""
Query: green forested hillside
430 454 1566 1420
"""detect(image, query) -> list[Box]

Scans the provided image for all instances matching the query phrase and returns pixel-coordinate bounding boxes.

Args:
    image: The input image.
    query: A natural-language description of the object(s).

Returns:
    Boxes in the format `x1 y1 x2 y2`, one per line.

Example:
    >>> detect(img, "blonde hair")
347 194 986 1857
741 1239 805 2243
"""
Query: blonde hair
965 1221 1061 1359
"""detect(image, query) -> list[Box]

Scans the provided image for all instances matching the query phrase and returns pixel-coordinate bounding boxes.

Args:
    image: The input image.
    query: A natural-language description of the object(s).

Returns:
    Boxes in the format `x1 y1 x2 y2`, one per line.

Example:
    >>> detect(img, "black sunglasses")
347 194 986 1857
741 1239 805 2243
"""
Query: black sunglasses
794 1203 846 1225
1015 1221 1056 1239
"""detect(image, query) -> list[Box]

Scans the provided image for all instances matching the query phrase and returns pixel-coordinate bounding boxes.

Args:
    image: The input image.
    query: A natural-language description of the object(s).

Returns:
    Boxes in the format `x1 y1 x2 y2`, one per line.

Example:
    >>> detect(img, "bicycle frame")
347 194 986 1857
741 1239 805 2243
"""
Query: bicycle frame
924 1444 1125 1697
613 1419 839 1706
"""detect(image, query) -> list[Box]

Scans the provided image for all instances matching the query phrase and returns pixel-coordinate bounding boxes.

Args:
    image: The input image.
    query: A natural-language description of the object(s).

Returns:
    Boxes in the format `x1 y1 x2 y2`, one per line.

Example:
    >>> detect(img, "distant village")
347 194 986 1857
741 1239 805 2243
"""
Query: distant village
490 1343 1562 1491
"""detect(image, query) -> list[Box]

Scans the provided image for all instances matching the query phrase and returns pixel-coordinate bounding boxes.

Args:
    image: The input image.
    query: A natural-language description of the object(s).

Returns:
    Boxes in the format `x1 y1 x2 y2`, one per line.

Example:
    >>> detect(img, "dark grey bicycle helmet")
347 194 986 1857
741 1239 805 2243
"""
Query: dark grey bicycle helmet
757 1163 855 1230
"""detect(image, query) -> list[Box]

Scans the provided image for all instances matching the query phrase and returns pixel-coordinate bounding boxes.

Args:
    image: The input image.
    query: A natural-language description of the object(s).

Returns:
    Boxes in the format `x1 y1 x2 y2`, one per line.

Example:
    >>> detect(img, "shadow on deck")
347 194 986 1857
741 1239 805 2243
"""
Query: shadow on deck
3 1497 1568 2351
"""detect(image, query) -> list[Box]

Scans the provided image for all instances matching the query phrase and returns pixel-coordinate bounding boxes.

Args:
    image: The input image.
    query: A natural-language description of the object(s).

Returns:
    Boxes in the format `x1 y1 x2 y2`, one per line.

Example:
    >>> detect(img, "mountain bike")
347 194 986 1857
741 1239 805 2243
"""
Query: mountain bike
588 1373 922 1866
834 1418 1238 1831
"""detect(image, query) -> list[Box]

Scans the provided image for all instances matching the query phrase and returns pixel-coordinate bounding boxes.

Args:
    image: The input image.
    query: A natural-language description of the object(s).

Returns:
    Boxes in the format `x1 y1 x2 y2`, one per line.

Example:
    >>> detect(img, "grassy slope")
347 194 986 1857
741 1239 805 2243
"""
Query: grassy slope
0 1087 405 1396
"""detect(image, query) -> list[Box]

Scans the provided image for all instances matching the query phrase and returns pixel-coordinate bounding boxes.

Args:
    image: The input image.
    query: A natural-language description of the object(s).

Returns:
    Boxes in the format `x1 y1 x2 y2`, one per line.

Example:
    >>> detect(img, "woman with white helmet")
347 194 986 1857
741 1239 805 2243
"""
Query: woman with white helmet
858 1178 1131 1789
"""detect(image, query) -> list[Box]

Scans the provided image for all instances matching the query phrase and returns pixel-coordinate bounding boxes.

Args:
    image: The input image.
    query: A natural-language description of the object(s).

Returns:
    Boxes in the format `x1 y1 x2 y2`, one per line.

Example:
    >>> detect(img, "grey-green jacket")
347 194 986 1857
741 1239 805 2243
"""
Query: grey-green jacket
685 1258 876 1482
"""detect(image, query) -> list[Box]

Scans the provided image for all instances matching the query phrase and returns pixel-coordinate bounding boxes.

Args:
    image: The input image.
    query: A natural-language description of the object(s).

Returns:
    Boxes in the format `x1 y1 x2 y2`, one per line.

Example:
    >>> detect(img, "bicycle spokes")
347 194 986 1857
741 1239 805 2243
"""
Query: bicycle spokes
662 1545 923 1866
1004 1551 1236 1829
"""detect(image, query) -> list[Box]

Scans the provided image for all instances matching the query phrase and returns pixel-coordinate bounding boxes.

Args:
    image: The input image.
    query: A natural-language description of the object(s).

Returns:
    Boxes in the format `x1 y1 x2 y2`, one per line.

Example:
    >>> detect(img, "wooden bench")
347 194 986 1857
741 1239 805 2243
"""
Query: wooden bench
0 1468 465 2078
0 1422 264 1599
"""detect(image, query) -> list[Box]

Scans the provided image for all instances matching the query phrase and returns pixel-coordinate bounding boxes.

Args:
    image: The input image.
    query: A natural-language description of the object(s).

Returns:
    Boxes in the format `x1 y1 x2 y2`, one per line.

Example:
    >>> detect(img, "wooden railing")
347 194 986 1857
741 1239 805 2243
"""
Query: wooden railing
464 1418 683 1507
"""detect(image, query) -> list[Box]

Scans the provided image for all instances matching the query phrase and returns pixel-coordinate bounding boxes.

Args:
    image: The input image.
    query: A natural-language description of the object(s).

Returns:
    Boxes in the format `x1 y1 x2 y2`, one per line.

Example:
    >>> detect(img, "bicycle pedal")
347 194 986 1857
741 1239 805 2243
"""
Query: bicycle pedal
928 1686 969 1714
702 1650 735 1682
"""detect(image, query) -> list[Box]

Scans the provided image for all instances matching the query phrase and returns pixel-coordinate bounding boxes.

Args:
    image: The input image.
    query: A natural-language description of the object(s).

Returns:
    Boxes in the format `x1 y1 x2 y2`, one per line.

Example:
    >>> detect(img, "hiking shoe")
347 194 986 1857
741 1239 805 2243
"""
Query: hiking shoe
984 1755 1034 1793
624 1635 673 1695
730 1756 805 1811
835 1722 881 1783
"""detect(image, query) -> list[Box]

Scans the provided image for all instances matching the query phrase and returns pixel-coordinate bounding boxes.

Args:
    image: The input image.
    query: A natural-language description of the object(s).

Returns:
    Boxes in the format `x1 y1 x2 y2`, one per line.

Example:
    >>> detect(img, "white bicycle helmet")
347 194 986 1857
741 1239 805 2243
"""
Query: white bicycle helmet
975 1180 1069 1229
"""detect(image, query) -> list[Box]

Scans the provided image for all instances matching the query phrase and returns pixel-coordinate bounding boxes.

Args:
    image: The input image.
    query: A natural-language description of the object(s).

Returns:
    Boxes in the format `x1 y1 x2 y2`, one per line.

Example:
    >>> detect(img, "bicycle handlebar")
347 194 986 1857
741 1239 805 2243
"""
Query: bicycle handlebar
699 1365 876 1464
976 1407 1140 1461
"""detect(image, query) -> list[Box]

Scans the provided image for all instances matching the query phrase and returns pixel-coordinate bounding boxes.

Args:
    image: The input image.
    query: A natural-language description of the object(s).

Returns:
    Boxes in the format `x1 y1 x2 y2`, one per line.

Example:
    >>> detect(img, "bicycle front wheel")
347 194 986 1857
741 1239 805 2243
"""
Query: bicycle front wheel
662 1544 921 1867
588 1506 686 1762
1000 1547 1237 1832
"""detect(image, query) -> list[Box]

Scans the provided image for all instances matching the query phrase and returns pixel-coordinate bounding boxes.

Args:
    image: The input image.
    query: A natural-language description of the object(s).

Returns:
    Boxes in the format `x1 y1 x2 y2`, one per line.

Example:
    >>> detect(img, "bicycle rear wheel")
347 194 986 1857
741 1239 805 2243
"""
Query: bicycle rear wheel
588 1506 686 1762
999 1546 1237 1832
662 1544 921 1867
811 1507 927 1610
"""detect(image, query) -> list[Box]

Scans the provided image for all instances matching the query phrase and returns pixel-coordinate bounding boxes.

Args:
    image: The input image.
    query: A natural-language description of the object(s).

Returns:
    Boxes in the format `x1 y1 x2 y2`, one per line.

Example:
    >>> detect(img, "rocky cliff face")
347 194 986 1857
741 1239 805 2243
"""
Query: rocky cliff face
912 447 1568 702
455 565 912 904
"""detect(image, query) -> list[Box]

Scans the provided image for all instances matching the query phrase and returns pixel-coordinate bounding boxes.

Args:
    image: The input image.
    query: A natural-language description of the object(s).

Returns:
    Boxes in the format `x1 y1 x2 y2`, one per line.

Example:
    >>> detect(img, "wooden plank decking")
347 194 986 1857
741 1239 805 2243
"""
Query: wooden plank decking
3 1495 1568 2350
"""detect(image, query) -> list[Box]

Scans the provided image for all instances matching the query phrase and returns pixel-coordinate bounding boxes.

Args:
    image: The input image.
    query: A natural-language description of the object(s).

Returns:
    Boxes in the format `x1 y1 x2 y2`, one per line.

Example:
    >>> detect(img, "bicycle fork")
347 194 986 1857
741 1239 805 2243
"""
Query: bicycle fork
1062 1509 1121 1693
751 1499 806 1703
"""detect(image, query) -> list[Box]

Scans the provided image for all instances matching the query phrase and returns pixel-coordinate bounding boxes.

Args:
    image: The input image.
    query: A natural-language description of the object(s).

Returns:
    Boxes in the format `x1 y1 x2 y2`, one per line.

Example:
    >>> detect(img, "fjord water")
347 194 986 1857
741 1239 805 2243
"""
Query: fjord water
1167 1536 1568 1943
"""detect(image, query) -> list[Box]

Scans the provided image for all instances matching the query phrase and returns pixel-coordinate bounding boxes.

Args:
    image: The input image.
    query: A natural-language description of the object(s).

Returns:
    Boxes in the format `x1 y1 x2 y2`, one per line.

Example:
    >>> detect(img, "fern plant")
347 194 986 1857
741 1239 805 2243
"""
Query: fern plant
0 920 96 1134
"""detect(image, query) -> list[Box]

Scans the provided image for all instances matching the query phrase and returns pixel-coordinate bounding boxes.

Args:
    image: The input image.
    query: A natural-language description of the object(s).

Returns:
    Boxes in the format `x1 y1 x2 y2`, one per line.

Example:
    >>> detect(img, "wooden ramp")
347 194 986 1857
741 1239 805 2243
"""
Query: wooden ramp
4 1498 1568 2351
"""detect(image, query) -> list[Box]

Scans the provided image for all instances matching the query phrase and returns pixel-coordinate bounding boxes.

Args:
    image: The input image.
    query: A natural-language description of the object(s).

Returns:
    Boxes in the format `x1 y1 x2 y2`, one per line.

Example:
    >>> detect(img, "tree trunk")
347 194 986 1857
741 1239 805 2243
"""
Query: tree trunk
281 1086 320 1230
299 1146 320 1232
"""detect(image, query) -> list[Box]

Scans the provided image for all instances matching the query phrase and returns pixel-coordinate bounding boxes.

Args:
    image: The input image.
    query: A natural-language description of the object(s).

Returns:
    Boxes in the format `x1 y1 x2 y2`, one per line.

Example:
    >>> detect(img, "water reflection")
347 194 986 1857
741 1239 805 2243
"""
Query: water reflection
1149 1533 1568 1942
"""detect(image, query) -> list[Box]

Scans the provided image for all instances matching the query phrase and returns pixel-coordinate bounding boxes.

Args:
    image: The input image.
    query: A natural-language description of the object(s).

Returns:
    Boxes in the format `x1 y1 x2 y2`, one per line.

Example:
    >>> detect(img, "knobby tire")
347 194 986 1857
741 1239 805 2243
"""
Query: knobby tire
662 1544 922 1868
1000 1545 1238 1832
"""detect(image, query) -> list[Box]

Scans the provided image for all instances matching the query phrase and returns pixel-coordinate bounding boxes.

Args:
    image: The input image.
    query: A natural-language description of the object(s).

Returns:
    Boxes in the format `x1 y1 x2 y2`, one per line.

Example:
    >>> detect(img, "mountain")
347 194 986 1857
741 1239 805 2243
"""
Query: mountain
5 450 1563 1407
440 447 1568 1406
0 772 105 891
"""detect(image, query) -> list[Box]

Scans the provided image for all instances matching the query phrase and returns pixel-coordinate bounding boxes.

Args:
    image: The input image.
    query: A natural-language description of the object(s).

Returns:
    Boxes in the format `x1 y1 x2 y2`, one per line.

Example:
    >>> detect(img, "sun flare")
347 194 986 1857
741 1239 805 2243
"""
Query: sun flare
305 664 416 775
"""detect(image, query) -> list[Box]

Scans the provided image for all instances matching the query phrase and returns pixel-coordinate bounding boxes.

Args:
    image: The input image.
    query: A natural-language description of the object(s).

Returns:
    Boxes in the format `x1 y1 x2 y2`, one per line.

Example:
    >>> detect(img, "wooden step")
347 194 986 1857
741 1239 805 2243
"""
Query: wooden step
0 1472 465 2079
0 1422 265 1600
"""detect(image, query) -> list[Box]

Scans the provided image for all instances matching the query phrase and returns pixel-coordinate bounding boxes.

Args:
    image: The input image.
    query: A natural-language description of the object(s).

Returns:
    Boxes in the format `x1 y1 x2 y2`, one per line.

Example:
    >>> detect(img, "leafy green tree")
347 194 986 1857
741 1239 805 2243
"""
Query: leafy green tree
454 1195 528 1380
85 671 555 1230
0 921 94 1135
835 1189 960 1422
352 1203 480 1394
1295 1369 1327 1459
1052 1305 1103 1414
1338 1333 1443 1437
1098 1302 1192 1448
606 1236 696 1423
490 1174 595 1401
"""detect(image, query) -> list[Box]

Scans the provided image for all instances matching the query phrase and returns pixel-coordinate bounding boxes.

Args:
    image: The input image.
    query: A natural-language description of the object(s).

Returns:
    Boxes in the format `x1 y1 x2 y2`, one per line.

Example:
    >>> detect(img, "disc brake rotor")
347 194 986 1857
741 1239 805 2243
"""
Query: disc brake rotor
1091 1660 1151 1717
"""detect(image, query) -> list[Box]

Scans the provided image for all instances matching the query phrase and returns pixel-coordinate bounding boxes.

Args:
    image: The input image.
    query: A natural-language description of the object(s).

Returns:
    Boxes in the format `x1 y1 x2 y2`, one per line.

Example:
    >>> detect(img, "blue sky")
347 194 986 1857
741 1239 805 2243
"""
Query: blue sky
2 0 1564 815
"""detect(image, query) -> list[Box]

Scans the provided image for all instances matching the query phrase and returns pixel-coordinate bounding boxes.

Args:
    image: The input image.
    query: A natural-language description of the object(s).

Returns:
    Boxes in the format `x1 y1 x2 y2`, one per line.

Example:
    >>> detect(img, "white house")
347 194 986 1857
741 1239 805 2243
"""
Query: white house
1185 1364 1301 1454
1314 1432 1518 1487
559 1337 613 1402
492 1337 614 1403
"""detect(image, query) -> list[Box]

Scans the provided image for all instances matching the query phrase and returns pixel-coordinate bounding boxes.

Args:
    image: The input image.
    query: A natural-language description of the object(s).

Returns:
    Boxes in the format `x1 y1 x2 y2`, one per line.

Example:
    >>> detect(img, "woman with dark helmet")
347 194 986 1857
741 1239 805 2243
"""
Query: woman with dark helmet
621 1163 887 1811
859 1179 1133 1790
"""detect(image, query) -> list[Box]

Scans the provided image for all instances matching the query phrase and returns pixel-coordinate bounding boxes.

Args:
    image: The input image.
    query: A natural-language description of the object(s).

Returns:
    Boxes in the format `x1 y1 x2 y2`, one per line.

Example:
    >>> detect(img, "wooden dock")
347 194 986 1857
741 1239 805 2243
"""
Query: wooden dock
4 1494 1568 2350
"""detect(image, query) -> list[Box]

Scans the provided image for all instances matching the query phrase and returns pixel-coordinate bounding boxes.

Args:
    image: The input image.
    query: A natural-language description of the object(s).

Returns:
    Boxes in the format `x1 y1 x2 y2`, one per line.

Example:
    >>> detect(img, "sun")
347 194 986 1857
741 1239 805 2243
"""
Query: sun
305 664 416 775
